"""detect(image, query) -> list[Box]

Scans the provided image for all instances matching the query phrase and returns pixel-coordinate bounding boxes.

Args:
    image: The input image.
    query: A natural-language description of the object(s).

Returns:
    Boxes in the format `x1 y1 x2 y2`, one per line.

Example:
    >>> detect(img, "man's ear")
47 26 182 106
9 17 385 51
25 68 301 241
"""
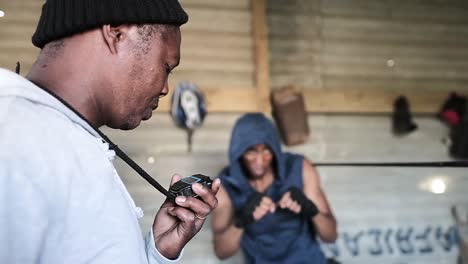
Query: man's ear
101 25 130 54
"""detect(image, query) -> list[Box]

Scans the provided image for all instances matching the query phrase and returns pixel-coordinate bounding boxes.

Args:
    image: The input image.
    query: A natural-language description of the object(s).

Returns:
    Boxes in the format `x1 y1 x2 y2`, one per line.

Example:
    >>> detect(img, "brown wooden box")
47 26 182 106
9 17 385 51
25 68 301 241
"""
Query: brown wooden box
271 86 310 146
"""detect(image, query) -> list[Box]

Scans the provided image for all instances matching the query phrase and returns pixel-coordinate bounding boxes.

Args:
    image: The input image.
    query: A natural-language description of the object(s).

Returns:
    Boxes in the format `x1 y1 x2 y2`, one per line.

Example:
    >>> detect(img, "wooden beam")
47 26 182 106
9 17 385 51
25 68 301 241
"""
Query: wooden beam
303 87 468 113
158 85 468 114
251 0 271 113
158 86 258 112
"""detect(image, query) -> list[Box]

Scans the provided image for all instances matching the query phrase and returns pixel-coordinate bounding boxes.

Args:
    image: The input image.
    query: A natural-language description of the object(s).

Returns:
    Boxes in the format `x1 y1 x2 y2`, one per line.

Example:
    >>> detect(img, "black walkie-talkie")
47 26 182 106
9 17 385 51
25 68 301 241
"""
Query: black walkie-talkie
169 174 213 200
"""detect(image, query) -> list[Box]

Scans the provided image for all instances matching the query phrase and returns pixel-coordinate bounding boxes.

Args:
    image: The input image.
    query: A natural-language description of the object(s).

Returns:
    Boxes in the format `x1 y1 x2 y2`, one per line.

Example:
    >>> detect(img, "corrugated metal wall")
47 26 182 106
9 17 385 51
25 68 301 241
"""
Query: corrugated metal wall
0 0 255 90
268 0 468 92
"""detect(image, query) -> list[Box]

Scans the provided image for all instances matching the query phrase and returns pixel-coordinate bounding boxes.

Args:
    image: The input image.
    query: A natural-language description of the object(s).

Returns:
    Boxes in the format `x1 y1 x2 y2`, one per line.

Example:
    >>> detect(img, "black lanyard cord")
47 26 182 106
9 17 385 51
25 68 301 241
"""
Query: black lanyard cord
100 134 172 198
30 81 172 199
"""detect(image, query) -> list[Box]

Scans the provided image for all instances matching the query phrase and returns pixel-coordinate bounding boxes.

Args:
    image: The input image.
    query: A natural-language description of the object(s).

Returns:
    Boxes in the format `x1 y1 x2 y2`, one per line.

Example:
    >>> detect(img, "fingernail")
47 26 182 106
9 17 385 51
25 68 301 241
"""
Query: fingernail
176 196 186 203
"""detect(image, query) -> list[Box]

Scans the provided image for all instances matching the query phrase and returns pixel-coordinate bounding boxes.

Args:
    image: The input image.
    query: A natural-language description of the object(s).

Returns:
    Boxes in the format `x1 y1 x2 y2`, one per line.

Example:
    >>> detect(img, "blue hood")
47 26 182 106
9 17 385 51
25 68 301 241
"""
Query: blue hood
220 113 287 192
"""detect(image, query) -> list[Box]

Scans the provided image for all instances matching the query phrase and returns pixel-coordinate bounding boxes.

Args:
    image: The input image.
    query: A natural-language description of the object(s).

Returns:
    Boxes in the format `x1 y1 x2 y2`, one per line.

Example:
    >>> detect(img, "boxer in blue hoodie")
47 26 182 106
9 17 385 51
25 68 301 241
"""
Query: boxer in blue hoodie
211 113 337 264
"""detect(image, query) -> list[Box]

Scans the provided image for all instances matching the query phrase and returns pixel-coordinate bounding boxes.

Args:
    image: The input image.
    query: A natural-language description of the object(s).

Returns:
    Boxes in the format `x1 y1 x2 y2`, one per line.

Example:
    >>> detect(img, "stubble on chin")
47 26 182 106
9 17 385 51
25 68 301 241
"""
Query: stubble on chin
112 114 141 131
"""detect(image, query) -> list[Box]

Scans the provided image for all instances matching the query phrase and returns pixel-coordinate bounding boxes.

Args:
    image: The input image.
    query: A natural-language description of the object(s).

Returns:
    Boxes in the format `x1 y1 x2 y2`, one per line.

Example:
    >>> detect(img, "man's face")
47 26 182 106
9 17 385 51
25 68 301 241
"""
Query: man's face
242 144 274 179
107 25 181 130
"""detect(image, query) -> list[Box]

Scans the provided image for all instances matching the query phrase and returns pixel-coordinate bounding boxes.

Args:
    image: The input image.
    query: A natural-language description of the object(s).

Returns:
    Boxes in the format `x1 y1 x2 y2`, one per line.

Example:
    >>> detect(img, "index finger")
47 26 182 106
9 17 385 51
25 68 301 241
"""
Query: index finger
192 182 218 210
211 178 221 196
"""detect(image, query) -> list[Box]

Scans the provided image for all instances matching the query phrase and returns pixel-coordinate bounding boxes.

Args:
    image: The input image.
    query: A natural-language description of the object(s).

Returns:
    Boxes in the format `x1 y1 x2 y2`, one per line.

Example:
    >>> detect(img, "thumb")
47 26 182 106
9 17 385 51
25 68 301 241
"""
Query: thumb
161 174 183 208
170 173 183 186
270 203 276 213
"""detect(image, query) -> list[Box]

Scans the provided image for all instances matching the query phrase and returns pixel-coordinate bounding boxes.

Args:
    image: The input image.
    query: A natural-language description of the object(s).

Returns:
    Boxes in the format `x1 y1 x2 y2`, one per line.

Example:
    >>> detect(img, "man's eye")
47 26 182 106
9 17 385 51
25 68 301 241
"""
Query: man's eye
165 65 173 74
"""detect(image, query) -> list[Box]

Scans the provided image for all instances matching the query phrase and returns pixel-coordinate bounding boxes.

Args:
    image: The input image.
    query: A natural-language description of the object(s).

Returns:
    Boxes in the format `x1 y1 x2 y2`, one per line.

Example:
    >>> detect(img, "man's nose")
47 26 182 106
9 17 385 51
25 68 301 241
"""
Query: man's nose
253 154 264 166
159 82 169 98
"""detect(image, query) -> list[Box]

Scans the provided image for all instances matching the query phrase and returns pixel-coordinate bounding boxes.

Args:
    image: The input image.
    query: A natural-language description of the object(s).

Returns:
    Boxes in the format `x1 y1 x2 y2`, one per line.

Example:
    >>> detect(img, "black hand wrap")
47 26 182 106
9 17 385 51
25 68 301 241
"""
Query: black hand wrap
288 186 319 218
233 192 264 228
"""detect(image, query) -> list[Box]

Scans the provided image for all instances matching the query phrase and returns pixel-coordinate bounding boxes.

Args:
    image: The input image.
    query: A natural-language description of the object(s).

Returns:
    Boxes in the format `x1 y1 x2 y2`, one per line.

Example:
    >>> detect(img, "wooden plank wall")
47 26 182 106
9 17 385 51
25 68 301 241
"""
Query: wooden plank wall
0 1 255 85
322 0 468 91
268 0 468 113
0 0 258 112
161 0 258 112
268 0 322 90
0 1 42 72
172 1 254 89
2 1 468 113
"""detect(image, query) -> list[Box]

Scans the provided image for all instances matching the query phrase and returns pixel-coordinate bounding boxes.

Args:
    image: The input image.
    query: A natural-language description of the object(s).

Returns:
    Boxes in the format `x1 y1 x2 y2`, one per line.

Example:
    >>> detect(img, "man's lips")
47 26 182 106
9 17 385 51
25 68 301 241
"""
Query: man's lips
151 98 159 110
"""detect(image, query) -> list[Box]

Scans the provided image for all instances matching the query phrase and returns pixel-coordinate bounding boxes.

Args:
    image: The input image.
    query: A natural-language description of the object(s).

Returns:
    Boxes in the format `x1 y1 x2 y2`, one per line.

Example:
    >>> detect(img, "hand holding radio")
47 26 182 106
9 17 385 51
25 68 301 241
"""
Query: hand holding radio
168 174 213 200
152 174 220 259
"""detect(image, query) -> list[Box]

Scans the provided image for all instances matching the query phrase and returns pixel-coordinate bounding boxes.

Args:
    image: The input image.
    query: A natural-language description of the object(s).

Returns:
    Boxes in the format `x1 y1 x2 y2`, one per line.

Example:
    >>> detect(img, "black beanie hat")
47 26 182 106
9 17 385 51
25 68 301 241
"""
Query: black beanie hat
32 0 188 49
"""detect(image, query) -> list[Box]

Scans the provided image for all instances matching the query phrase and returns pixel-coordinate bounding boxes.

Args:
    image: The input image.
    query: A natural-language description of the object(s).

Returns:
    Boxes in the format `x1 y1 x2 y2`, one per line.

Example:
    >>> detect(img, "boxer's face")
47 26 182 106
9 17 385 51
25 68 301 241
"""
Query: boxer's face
107 25 181 130
242 144 274 179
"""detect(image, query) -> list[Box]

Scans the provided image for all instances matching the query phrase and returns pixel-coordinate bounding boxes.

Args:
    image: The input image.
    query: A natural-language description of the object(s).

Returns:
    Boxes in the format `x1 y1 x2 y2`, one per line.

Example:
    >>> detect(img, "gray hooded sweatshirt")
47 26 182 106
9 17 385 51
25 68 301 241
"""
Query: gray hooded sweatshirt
0 68 180 264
